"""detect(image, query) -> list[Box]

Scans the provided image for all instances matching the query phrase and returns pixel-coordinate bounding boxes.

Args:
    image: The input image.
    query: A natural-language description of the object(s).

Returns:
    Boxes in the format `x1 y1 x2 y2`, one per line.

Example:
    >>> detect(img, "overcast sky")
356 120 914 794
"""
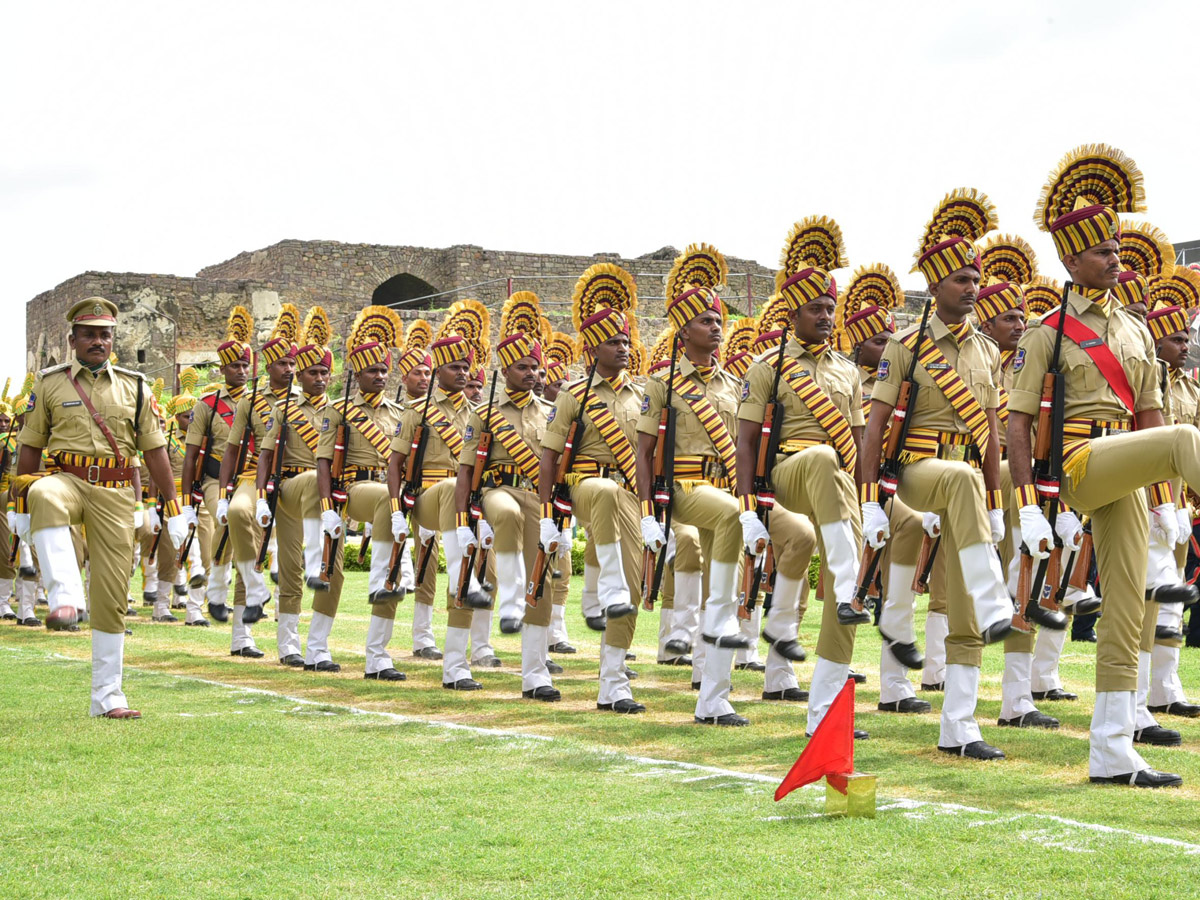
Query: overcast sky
4 0 1199 378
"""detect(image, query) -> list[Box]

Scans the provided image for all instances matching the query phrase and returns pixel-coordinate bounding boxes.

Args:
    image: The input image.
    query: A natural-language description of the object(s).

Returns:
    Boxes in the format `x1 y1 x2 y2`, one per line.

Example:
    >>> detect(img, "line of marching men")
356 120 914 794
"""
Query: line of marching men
7 143 1200 788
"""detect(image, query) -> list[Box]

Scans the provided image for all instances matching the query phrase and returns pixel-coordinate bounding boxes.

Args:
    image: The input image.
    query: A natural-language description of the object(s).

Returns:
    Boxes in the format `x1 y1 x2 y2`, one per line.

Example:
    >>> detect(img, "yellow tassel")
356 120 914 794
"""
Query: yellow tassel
898 450 928 466
1063 442 1091 489
564 471 589 488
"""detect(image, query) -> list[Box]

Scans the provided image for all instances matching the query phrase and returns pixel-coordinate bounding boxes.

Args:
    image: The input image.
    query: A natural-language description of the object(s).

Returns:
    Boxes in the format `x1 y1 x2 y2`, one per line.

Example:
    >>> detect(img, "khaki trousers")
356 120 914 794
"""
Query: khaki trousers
314 479 393 618
409 478 463 626
0 489 13 581
1063 425 1200 692
200 477 245 604
30 473 134 635
895 457 990 668
667 482 742 565
414 532 440 607
572 476 640 650
273 470 317 616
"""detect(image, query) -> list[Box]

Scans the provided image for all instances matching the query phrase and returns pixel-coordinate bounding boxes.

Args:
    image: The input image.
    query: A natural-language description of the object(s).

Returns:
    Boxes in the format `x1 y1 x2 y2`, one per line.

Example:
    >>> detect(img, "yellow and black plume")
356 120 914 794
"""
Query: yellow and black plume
225 306 253 344
269 303 300 345
405 318 433 353
500 291 543 340
666 243 728 301
722 317 757 361
571 263 638 333
300 306 332 348
347 304 403 353
1034 144 1146 233
979 234 1039 286
775 216 848 292
1120 221 1175 279
915 189 998 262
1147 268 1200 312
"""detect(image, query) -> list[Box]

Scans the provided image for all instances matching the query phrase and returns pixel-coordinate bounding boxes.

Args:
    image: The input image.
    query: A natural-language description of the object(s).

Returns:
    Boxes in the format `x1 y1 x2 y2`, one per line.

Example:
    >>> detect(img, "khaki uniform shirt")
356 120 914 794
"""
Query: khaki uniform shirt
186 385 242 462
872 316 1001 433
458 390 550 470
226 385 299 471
738 338 865 441
637 356 741 456
263 393 329 470
1169 370 1200 429
858 366 878 411
1009 291 1161 421
318 390 404 469
542 374 643 464
393 389 472 472
19 360 165 460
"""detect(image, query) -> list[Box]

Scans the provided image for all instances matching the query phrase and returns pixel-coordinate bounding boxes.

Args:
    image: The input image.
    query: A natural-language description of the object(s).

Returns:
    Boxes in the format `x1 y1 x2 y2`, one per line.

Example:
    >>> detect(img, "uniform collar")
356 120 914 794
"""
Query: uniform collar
436 387 466 411
505 389 533 409
930 314 973 344
1067 288 1112 319
786 336 828 363
70 359 111 381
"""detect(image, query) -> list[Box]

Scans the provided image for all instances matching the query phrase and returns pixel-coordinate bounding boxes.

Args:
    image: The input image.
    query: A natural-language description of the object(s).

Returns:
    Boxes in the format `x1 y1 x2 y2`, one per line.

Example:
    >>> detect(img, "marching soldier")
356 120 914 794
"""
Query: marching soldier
392 320 443 660
455 293 556 699
737 218 868 737
541 264 645 713
254 308 333 669
389 301 487 689
541 334 578 654
216 306 300 658
1010 144 1195 786
862 191 1016 759
12 298 188 717
1145 301 1200 720
840 265 932 715
182 307 253 623
167 372 210 625
315 306 407 675
0 399 19 622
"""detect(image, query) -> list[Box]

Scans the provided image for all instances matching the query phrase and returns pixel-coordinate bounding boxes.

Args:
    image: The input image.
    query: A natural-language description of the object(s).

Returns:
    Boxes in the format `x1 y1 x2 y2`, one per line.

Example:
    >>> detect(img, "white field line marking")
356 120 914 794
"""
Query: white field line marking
4 645 1199 854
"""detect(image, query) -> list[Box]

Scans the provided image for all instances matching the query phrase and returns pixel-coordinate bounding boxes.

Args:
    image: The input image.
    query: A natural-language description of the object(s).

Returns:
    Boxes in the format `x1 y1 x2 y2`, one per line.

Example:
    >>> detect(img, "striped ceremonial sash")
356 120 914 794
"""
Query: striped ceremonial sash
285 404 321 454
777 356 857 473
425 404 465 460
567 381 636 485
669 370 737 478
996 386 1010 431
485 406 540 480
338 400 392 459
902 331 991 461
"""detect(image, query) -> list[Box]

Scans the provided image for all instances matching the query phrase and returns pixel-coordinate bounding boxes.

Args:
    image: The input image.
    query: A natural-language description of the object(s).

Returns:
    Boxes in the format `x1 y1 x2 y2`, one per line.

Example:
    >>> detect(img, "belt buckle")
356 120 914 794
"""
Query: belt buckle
942 443 968 463
520 476 533 491
86 464 101 483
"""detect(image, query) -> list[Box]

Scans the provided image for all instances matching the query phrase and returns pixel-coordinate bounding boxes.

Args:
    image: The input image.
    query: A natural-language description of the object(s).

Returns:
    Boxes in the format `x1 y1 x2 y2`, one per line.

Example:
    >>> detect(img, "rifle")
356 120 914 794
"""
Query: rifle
527 363 597 608
177 396 217 567
739 328 789 620
456 372 498 604
385 375 436 594
256 375 294 571
911 534 939 594
1015 282 1075 631
642 337 678 610
215 354 259 563
854 300 933 611
148 494 165 559
320 365 356 584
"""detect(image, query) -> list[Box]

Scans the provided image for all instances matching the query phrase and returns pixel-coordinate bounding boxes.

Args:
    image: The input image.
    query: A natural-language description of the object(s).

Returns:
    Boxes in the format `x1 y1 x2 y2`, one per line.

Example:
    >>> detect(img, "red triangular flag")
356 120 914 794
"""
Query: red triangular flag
774 678 855 801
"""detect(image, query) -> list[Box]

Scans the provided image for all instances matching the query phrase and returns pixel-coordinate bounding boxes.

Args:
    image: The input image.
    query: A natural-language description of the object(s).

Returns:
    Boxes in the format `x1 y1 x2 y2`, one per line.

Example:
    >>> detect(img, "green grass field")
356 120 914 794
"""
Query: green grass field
2 571 1199 899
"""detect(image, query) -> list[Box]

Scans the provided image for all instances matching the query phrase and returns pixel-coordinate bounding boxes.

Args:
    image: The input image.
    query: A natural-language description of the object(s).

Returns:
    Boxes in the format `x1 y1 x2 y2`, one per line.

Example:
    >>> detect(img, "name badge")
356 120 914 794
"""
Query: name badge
62 400 82 407
927 362 951 371
1079 338 1104 349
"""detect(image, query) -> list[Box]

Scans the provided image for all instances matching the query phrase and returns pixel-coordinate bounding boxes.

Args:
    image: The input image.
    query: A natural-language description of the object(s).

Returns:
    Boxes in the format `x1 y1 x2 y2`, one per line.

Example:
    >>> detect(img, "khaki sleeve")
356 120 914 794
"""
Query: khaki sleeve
316 404 343 461
225 398 251 453
390 406 417 456
16 375 48 449
636 377 666 437
1008 326 1051 416
736 362 771 423
540 391 577 454
848 374 866 428
1136 335 1164 413
135 377 167 452
458 411 484 467
868 339 908 408
185 399 211 448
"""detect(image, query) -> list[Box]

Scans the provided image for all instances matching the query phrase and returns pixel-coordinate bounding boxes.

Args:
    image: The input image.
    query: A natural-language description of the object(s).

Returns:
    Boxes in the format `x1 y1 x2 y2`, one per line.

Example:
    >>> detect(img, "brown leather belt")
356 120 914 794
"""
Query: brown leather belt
57 461 136 487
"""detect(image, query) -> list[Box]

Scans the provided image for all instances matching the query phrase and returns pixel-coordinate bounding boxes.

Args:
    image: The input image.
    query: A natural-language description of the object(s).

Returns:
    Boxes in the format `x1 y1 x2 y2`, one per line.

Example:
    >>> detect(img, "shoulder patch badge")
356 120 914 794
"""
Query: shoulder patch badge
640 395 651 414
547 407 557 423
321 417 330 432
464 425 474 440
1013 348 1026 372
741 379 751 401
876 360 890 381
26 392 35 413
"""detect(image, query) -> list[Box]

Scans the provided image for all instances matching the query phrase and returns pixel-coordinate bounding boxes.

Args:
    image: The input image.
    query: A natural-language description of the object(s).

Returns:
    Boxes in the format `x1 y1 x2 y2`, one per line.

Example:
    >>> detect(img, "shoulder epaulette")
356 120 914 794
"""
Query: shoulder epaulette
111 364 144 380
37 363 71 378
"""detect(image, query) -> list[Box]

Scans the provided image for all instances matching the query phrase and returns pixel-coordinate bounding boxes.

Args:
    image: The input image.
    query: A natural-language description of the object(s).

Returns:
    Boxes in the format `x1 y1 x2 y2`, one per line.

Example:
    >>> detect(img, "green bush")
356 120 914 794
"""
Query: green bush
342 538 445 573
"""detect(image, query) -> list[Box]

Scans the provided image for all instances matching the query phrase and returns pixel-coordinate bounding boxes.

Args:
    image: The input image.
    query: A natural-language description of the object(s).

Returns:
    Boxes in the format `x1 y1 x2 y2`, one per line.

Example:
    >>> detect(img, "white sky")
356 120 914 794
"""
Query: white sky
3 0 1199 377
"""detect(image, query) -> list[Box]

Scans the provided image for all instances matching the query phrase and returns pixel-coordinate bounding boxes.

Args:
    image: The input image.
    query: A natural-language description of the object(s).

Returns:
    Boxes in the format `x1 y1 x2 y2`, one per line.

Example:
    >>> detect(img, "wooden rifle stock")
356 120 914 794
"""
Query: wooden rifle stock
855 542 880 610
911 535 939 594
1041 547 1062 611
882 381 912 464
737 547 758 620
1066 528 1093 591
358 532 371 566
384 535 406 593
1013 551 1034 633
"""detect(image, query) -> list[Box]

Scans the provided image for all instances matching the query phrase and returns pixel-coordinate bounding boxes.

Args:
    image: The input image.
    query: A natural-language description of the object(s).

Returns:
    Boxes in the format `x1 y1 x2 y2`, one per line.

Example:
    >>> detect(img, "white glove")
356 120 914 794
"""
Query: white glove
478 519 494 549
321 508 343 539
557 532 572 559
640 515 666 552
133 506 144 531
456 525 477 550
418 526 436 545
988 508 1005 544
216 498 230 526
10 512 30 545
255 498 273 528
1054 509 1083 552
739 510 770 554
1151 502 1179 548
922 512 941 539
539 517 559 550
1019 505 1054 560
391 510 409 543
861 501 890 550
363 522 373 539
146 508 161 534
183 505 198 528
1175 507 1192 547
166 513 190 550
